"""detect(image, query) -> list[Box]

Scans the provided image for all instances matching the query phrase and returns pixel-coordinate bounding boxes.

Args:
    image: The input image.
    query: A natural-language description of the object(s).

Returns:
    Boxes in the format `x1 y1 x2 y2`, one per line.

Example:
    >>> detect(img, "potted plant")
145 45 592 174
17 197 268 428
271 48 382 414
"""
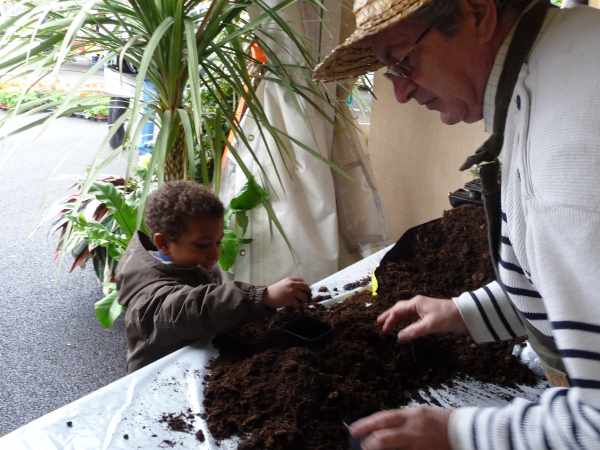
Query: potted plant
0 0 337 326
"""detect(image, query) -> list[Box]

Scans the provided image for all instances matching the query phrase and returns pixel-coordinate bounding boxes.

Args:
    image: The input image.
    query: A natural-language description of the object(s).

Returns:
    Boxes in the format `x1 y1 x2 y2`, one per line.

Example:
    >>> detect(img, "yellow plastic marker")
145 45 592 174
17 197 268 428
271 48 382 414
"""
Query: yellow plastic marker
370 271 379 298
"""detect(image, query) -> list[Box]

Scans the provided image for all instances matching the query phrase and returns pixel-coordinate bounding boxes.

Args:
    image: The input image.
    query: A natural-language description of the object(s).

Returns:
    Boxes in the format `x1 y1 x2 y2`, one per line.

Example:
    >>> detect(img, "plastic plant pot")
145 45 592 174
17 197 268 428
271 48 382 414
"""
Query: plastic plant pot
279 316 333 344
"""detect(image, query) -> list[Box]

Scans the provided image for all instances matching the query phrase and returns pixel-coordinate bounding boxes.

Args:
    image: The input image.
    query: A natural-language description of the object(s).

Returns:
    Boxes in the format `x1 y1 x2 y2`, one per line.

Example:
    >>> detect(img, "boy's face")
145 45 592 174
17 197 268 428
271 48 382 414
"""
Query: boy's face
154 216 224 271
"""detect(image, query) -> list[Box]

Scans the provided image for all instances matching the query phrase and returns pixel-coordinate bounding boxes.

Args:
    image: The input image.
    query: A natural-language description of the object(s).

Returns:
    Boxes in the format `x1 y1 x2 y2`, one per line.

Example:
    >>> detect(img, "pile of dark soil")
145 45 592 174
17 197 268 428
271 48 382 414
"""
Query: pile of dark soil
203 205 537 450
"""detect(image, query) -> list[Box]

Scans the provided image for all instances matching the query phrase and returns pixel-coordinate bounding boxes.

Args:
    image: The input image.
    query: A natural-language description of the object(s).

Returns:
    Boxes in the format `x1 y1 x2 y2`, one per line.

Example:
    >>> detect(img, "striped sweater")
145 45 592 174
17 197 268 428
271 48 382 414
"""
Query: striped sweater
448 6 600 450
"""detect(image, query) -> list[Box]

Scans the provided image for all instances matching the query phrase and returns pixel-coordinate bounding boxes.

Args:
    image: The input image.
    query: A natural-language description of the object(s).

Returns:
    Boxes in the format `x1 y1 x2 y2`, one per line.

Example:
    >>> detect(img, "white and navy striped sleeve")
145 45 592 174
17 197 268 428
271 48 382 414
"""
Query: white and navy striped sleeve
448 205 600 449
453 280 527 343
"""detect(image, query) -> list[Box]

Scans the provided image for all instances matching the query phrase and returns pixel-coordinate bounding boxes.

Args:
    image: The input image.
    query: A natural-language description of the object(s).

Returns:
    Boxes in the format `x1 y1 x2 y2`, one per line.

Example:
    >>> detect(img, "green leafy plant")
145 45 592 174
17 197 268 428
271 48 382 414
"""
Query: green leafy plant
94 282 121 329
51 170 151 328
219 177 269 270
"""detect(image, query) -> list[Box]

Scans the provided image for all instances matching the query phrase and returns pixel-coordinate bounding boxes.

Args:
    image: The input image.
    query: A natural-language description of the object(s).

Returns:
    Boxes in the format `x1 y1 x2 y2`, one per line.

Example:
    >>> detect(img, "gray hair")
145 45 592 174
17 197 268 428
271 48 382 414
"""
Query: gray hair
411 0 536 35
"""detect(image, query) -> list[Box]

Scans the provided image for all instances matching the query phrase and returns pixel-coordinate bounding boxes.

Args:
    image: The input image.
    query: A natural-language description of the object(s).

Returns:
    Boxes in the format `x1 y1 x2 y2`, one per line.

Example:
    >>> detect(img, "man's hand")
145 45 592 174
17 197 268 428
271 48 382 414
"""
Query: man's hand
377 295 467 342
264 277 311 308
350 407 453 450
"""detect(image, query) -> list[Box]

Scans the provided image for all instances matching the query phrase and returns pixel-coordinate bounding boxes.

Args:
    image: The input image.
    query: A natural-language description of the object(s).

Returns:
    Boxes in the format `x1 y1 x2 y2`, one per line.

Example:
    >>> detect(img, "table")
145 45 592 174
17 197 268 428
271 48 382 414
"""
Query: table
0 246 545 449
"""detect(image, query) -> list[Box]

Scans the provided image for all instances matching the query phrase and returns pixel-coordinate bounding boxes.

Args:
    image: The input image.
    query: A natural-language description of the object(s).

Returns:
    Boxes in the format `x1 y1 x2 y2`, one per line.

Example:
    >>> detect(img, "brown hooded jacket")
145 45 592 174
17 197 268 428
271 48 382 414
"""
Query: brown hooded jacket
116 232 271 372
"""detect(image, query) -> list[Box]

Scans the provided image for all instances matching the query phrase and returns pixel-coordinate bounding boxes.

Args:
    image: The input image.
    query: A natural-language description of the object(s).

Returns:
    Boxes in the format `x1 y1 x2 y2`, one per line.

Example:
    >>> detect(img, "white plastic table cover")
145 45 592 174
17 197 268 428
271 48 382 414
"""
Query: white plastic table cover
0 247 545 449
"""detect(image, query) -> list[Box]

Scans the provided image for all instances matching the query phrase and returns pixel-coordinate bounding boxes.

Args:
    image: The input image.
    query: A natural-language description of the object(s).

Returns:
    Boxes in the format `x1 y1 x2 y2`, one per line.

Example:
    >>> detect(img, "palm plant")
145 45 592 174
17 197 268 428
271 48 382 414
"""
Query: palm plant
0 0 337 229
0 0 343 327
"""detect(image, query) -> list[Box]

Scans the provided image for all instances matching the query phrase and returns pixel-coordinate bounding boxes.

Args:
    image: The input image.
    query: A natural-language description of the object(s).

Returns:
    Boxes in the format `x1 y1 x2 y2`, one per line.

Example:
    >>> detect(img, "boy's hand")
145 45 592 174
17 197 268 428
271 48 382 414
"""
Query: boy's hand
264 277 311 308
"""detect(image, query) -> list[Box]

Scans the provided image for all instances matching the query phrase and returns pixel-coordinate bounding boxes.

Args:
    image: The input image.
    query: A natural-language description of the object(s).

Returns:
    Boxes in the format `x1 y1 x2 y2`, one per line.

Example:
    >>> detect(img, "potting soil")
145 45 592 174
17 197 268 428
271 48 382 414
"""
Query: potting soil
203 205 538 450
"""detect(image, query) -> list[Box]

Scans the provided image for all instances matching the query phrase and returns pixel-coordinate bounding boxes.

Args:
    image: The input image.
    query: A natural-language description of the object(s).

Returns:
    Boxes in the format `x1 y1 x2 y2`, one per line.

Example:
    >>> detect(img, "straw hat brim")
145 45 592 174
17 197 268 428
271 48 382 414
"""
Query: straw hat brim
313 0 432 82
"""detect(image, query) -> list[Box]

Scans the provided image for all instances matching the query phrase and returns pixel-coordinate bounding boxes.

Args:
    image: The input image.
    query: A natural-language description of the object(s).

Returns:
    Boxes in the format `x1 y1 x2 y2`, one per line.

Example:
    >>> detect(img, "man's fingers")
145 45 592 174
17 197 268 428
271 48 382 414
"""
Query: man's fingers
361 428 407 450
378 300 418 333
381 314 399 334
350 410 407 438
397 317 432 342
376 309 392 325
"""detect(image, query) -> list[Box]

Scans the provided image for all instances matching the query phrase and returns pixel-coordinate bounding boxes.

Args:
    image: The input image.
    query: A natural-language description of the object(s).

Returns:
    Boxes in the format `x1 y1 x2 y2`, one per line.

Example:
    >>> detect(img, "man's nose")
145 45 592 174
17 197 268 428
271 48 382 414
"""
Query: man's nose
386 74 416 104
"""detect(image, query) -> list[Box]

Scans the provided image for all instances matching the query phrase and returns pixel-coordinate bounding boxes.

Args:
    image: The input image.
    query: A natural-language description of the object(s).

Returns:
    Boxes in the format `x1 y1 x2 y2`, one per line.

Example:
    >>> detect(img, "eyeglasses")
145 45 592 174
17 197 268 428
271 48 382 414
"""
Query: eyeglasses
385 22 436 79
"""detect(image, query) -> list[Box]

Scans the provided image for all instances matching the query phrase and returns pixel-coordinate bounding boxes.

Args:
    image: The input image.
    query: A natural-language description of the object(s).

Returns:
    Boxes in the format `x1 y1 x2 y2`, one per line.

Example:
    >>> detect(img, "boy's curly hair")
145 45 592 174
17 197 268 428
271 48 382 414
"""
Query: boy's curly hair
145 181 224 241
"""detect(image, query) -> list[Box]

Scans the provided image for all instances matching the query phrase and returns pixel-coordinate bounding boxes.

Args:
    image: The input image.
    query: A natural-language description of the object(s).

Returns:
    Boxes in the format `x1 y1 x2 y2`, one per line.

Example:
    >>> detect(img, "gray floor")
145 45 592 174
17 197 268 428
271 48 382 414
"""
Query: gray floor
0 114 129 436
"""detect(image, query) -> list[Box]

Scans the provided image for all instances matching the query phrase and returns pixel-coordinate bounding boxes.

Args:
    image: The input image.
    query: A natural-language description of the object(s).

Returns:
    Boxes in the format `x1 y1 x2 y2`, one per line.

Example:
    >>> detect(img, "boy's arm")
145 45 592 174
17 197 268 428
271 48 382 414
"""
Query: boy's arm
135 281 272 344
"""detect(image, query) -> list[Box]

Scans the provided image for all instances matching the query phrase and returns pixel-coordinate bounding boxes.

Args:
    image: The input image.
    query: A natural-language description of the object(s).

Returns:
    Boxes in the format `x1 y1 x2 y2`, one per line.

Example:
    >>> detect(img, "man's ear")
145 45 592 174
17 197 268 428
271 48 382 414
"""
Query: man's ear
463 0 498 44
153 233 170 254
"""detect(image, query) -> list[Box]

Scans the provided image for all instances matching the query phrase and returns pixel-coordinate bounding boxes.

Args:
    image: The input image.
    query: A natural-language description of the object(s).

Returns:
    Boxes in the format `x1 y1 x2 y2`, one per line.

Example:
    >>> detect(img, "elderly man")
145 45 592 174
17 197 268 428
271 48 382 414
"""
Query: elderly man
315 0 600 449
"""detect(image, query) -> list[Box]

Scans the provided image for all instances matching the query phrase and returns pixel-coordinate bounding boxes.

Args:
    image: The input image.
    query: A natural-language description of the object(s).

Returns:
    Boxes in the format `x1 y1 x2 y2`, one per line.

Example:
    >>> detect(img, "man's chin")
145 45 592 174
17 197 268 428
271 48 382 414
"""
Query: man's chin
441 106 483 125
440 111 461 125
439 108 480 125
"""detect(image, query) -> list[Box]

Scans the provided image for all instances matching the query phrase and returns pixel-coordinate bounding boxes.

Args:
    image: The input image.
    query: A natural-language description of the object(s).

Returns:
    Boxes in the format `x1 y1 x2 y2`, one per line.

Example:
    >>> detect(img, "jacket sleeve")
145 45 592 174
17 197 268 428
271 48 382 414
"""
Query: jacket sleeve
137 281 272 345
453 280 528 343
448 205 600 450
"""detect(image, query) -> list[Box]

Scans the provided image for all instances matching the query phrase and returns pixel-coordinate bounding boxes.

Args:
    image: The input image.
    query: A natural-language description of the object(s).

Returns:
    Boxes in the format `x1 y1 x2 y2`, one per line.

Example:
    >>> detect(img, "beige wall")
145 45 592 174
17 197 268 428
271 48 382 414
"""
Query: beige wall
366 69 489 241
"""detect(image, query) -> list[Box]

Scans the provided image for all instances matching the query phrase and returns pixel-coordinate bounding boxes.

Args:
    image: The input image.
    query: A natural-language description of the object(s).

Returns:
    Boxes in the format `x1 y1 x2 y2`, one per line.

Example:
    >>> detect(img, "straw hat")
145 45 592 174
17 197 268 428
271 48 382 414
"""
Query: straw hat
313 0 432 82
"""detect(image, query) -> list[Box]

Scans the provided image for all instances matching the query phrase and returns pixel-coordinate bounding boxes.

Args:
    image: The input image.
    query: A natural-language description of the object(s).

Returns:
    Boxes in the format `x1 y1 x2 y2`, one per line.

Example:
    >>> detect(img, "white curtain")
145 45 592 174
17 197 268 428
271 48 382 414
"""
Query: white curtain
219 1 340 285
220 0 387 285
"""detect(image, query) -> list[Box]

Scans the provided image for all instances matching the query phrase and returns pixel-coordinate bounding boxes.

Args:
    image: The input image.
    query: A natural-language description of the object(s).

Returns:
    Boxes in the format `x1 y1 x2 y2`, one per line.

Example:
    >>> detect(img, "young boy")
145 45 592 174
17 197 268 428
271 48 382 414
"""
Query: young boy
116 180 311 372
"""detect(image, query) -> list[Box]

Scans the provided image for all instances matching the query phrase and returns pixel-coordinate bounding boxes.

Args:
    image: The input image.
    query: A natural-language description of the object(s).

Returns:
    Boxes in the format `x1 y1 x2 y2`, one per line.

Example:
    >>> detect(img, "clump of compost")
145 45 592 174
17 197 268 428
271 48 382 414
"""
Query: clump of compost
203 205 537 450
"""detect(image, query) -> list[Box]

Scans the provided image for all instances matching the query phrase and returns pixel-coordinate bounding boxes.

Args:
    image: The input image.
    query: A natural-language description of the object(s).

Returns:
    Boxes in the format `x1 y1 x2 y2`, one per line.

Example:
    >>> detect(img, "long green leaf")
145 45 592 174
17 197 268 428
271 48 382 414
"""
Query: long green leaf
0 34 63 70
125 109 154 179
218 229 240 271
230 177 269 211
89 182 137 239
202 53 287 186
95 285 123 329
53 0 101 78
167 0 185 99
135 109 173 228
177 108 199 181
126 16 175 147
184 19 207 181
39 53 110 137
215 0 296 49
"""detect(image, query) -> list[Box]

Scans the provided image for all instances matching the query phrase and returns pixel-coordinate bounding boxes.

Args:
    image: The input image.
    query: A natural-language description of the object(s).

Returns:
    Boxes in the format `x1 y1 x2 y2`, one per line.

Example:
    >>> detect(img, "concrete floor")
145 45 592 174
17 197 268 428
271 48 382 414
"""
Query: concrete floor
0 114 129 436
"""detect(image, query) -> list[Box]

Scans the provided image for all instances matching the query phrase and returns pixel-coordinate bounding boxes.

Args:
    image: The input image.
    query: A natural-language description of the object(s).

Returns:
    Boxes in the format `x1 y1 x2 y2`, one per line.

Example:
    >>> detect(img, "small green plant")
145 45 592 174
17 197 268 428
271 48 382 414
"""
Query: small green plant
219 177 269 270
0 90 38 107
52 168 152 328
0 89 110 118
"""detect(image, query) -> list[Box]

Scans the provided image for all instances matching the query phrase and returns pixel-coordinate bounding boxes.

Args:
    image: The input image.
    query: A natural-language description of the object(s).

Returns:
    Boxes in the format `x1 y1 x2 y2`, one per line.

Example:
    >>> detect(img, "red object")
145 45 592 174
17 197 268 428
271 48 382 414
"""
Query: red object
221 42 267 168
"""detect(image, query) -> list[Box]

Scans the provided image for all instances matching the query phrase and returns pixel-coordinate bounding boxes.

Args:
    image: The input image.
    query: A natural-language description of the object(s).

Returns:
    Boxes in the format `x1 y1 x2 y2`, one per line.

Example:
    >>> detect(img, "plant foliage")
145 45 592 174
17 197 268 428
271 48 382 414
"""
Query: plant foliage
3 0 341 326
